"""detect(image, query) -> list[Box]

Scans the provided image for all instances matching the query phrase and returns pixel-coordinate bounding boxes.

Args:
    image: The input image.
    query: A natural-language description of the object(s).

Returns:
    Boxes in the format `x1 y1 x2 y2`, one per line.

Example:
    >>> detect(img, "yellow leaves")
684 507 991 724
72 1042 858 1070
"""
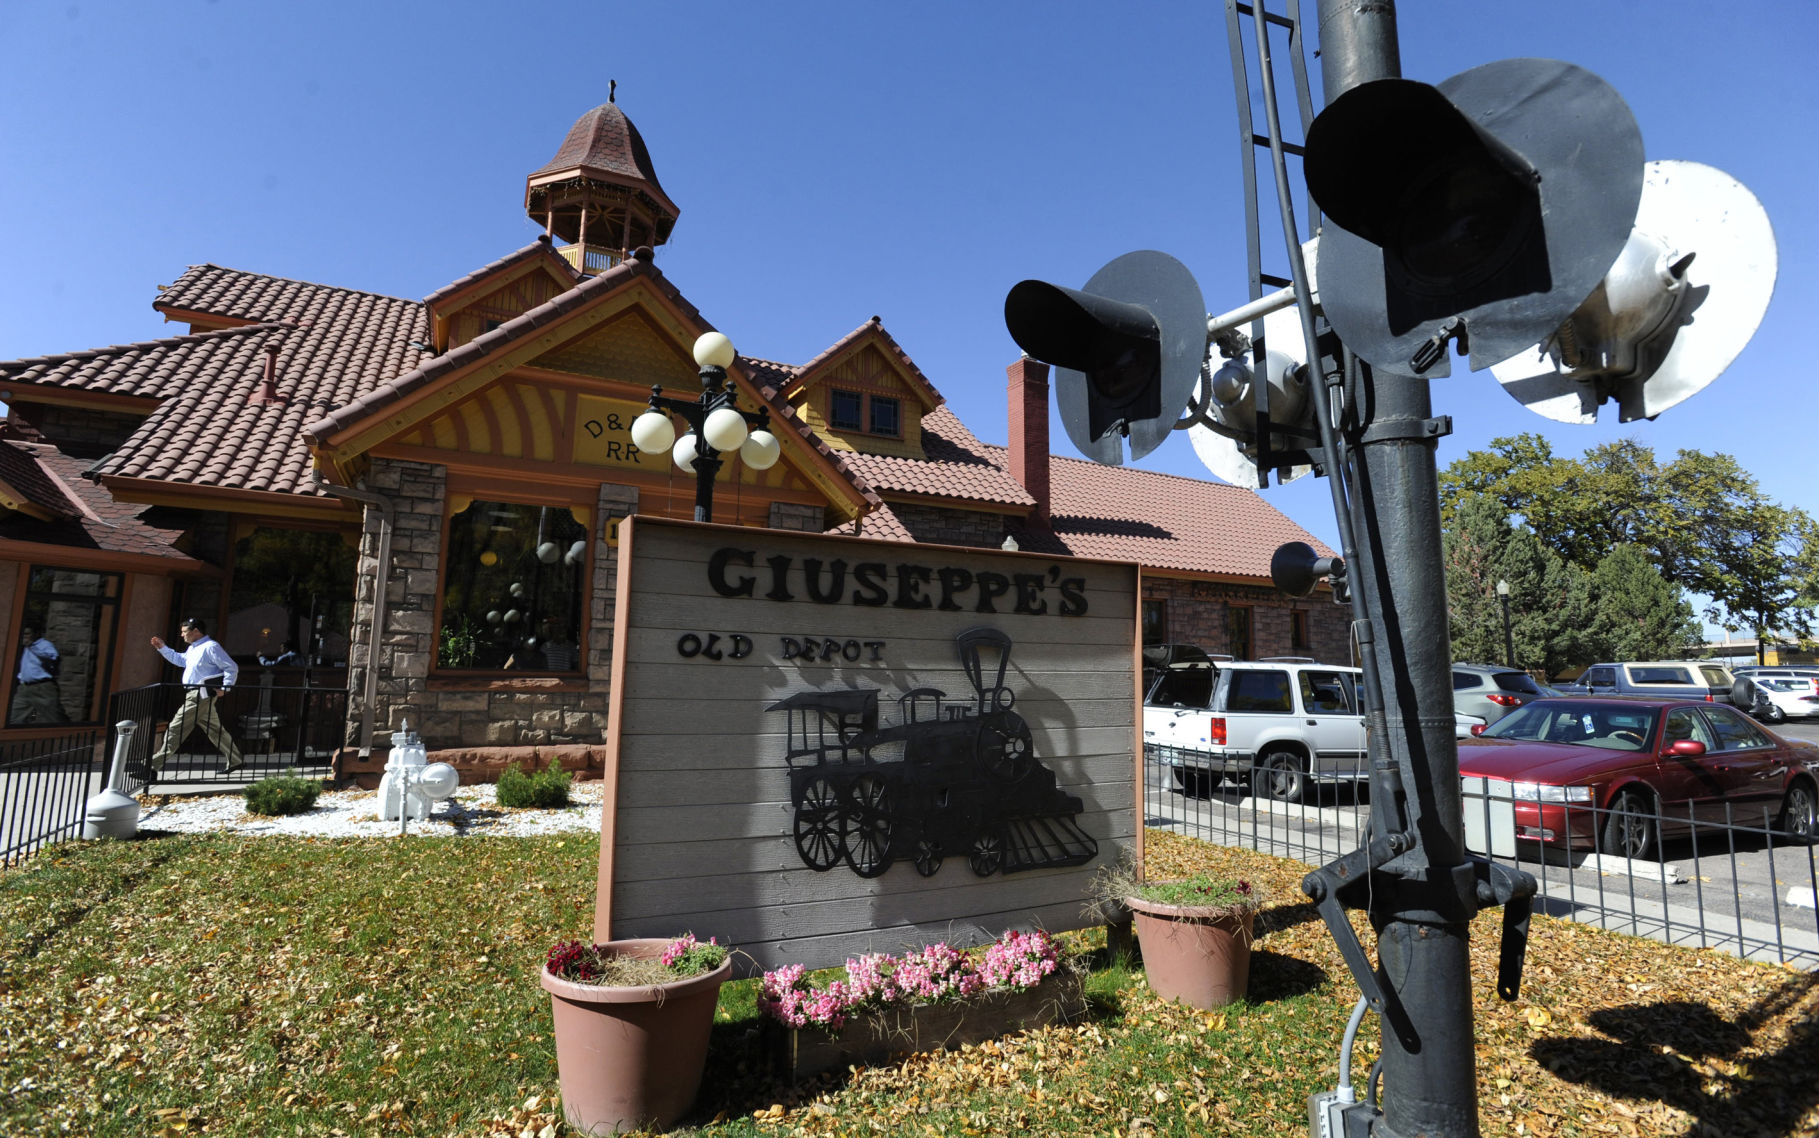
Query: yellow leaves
1525 1006 1553 1029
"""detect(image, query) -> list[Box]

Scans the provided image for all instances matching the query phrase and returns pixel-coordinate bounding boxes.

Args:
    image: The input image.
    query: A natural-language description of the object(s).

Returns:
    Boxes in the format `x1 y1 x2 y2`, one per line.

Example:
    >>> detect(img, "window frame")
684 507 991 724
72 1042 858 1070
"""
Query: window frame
7 565 124 727
1227 604 1253 661
434 493 591 678
868 395 902 438
828 388 864 432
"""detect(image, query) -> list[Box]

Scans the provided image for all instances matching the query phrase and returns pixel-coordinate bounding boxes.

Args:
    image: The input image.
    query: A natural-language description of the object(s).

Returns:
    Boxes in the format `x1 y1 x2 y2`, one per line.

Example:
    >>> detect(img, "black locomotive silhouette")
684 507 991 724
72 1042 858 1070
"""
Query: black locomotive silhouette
767 627 1099 879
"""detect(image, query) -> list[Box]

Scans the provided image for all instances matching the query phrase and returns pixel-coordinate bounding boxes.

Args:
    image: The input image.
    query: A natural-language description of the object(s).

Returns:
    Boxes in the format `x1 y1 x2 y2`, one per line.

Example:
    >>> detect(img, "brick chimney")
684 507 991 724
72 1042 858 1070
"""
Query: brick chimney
1007 356 1050 526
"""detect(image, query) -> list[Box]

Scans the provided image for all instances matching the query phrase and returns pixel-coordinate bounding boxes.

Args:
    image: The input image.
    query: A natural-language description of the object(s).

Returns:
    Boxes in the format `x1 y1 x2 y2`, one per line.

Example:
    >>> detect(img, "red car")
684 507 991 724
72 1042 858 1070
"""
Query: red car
1456 697 1819 860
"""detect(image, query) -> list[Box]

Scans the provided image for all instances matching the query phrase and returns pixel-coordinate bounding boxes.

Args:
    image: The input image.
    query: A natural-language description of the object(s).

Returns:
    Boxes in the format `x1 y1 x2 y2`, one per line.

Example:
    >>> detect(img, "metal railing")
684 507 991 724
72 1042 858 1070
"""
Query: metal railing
106 676 347 794
1145 743 1819 968
0 729 105 865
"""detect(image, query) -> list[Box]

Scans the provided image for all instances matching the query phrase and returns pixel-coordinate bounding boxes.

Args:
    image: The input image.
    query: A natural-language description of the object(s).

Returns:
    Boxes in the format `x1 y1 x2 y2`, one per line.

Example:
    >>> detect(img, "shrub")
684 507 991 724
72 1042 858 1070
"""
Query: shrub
495 755 571 808
244 773 322 817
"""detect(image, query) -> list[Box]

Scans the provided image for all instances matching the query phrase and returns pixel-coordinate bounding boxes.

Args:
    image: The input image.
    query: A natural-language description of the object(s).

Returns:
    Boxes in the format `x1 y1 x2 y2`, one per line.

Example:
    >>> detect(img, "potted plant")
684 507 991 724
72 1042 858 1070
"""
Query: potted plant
1091 858 1262 1010
758 929 1085 1080
541 933 731 1135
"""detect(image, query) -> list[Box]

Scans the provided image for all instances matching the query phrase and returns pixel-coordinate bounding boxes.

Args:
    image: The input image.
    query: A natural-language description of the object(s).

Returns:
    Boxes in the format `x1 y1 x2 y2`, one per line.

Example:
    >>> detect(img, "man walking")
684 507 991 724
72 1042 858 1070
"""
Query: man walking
149 617 243 774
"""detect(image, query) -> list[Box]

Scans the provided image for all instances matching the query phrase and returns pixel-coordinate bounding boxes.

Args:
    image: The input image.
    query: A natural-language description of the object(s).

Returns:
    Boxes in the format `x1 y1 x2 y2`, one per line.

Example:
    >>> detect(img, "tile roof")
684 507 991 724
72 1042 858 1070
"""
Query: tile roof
530 102 672 198
842 407 1032 508
0 441 199 564
0 264 429 497
987 445 1335 577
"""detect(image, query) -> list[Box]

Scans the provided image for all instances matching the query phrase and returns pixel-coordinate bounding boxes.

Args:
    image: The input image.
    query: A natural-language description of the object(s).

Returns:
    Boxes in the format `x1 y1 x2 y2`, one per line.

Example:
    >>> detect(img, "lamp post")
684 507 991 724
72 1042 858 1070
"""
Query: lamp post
1496 578 1515 669
629 332 781 523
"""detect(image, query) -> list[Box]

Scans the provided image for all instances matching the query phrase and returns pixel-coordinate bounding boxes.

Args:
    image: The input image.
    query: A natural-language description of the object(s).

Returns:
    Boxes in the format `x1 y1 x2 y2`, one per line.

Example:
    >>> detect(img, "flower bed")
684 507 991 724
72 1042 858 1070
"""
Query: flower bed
759 930 1086 1080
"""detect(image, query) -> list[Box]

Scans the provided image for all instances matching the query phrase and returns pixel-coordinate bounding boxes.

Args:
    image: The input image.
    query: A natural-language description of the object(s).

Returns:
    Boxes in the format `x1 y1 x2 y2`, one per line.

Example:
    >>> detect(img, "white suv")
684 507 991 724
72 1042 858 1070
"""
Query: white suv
1143 650 1364 802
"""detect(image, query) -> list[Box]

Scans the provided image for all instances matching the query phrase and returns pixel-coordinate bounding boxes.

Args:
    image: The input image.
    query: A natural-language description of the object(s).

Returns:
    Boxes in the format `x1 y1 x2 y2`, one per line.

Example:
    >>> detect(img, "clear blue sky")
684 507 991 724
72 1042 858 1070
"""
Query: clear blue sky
1 1 1811 633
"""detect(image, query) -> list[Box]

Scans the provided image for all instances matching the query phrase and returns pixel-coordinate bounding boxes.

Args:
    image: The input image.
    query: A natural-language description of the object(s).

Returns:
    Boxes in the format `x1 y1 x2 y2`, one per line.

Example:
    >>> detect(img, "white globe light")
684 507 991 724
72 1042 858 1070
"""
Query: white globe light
417 761 459 801
693 331 736 369
741 429 781 470
504 608 521 624
485 610 502 625
630 410 675 454
536 541 559 564
672 433 700 473
565 539 586 566
703 406 750 452
509 582 525 598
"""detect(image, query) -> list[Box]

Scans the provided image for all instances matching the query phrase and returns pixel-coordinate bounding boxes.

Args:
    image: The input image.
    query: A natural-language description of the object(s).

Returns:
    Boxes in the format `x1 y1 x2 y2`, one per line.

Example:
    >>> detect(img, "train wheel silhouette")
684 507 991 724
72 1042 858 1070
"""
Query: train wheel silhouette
913 836 943 877
968 827 1005 876
793 775 847 871
977 713 1035 782
844 773 894 878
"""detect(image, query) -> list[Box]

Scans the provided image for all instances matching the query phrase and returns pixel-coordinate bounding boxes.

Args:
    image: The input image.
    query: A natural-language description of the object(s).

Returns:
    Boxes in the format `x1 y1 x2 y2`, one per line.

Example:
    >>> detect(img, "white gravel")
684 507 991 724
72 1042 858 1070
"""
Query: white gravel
135 779 605 839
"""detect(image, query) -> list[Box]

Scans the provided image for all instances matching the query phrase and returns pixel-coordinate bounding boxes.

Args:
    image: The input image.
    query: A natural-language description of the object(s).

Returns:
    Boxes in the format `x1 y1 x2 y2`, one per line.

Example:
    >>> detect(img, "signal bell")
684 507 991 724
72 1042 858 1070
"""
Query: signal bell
1305 59 1644 378
1005 251 1205 465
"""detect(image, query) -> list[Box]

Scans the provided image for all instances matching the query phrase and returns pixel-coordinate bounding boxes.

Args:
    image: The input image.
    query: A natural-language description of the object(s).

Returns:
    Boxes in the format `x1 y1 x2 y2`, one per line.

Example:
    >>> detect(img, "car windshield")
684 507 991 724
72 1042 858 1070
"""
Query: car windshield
1762 678 1814 692
1479 701 1656 751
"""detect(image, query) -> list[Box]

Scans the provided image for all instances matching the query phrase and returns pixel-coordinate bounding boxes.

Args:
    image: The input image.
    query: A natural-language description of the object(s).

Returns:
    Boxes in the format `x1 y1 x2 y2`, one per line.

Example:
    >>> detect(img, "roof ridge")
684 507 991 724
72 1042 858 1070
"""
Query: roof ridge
160 264 422 309
421 239 579 307
0 321 287 373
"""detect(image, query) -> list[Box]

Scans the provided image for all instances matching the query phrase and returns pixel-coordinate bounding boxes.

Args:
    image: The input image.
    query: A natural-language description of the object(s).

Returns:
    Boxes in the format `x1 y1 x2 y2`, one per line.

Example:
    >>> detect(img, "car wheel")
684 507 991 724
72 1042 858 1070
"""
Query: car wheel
1601 789 1658 861
1764 702 1787 725
1776 780 1817 845
1258 751 1306 804
1172 769 1221 797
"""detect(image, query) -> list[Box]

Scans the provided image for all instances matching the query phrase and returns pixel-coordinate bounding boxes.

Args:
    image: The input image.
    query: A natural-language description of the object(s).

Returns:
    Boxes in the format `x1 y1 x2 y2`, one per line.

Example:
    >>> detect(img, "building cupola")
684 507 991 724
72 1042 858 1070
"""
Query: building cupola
525 84 680 276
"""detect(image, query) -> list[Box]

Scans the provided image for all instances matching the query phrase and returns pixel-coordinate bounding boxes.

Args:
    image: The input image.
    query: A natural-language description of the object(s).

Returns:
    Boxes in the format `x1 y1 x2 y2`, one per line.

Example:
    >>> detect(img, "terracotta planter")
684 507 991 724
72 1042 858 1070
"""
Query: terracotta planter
541 939 732 1135
770 968 1086 1081
1125 895 1254 1010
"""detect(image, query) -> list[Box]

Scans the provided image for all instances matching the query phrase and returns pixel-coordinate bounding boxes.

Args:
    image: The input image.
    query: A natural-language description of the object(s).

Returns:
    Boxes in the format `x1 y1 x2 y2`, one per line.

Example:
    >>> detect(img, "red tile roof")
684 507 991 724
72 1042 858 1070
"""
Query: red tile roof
0 441 199 565
1 264 429 498
985 444 1334 577
843 407 1032 508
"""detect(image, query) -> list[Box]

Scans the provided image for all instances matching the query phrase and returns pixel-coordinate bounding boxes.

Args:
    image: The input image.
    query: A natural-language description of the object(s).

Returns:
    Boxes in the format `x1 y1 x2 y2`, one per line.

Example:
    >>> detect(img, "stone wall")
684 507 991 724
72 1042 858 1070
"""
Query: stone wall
889 503 1009 549
768 501 824 532
1141 577 1351 664
8 401 146 459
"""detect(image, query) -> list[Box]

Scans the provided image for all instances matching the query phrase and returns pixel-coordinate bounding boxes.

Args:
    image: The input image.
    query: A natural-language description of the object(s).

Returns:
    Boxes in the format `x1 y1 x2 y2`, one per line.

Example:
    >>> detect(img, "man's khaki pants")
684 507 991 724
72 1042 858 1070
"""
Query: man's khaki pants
152 687 243 770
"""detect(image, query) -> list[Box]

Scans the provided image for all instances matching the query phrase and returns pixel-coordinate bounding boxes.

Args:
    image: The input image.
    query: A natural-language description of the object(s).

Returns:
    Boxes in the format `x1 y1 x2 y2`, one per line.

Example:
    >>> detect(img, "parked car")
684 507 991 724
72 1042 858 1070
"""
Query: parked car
1452 663 1545 726
1143 656 1364 803
1732 673 1819 724
1556 660 1735 704
1456 696 1819 860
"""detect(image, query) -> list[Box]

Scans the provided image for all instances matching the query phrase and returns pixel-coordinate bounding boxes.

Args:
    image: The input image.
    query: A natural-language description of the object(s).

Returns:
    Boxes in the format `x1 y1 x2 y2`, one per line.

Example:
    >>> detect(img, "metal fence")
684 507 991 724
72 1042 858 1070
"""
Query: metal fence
107 676 347 794
1145 744 1819 968
0 729 105 865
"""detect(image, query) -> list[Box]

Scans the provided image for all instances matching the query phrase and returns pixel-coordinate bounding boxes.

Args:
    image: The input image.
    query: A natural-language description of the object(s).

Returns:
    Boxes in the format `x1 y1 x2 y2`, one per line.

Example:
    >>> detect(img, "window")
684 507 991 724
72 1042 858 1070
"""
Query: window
1629 666 1694 685
1702 706 1770 751
869 396 901 437
1290 610 1310 653
1227 605 1253 660
439 500 588 672
226 528 357 664
8 567 122 726
1141 599 1168 645
1227 669 1292 713
1663 708 1716 749
1300 670 1354 715
1452 671 1481 691
1150 665 1214 710
829 390 863 431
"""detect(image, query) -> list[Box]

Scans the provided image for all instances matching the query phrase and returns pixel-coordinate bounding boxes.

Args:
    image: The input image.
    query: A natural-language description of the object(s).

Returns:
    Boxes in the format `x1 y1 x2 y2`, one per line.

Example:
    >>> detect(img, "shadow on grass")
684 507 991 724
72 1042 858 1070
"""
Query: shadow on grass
1530 972 1819 1137
1245 949 1328 1001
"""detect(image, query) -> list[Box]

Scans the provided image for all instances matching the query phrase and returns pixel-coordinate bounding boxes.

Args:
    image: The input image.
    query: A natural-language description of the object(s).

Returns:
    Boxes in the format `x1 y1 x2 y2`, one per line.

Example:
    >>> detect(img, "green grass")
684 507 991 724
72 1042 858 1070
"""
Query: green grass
2 829 1815 1137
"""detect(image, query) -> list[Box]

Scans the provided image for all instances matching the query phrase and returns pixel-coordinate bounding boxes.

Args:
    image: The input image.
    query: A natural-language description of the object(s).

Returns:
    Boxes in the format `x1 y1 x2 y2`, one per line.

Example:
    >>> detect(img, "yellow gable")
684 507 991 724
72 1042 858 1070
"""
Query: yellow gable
790 343 926 459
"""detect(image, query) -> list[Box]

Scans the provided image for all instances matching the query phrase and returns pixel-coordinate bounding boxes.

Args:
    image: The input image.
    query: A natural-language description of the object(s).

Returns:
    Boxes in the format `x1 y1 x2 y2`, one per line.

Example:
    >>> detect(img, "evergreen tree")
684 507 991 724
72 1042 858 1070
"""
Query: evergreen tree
1586 544 1702 662
1441 494 1590 677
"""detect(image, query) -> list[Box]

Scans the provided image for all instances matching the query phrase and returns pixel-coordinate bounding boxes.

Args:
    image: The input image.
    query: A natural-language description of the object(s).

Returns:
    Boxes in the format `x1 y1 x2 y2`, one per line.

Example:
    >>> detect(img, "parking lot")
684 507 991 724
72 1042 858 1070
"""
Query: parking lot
1144 715 1819 966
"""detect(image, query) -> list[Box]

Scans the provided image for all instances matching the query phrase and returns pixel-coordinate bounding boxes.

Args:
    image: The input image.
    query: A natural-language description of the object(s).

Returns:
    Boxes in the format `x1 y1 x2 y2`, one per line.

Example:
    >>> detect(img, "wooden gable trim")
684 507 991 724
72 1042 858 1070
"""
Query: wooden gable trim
786 328 942 412
0 479 63 522
154 306 257 332
427 251 578 351
317 278 874 522
97 475 360 522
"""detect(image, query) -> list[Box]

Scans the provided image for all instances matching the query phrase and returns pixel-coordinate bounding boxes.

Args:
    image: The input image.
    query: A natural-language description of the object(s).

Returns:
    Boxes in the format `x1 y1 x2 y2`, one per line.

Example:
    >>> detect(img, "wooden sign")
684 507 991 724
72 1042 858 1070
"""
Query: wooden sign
594 517 1140 970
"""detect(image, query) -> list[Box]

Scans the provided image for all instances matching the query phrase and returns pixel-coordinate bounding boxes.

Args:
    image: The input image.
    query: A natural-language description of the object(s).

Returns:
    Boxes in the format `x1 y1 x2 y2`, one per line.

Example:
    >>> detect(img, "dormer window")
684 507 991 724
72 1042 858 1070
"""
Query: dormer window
869 396 900 438
830 389 863 431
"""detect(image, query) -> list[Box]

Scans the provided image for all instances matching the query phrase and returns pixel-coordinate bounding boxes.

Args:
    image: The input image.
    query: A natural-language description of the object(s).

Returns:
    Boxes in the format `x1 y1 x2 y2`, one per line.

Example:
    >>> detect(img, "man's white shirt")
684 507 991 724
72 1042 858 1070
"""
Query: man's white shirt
158 636 239 690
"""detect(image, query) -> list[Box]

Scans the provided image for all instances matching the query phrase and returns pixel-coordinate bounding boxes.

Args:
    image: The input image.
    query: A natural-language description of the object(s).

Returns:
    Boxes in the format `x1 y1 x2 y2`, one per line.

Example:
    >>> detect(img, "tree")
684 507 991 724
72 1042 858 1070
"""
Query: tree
1440 435 1816 645
1585 545 1702 662
1442 493 1590 677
